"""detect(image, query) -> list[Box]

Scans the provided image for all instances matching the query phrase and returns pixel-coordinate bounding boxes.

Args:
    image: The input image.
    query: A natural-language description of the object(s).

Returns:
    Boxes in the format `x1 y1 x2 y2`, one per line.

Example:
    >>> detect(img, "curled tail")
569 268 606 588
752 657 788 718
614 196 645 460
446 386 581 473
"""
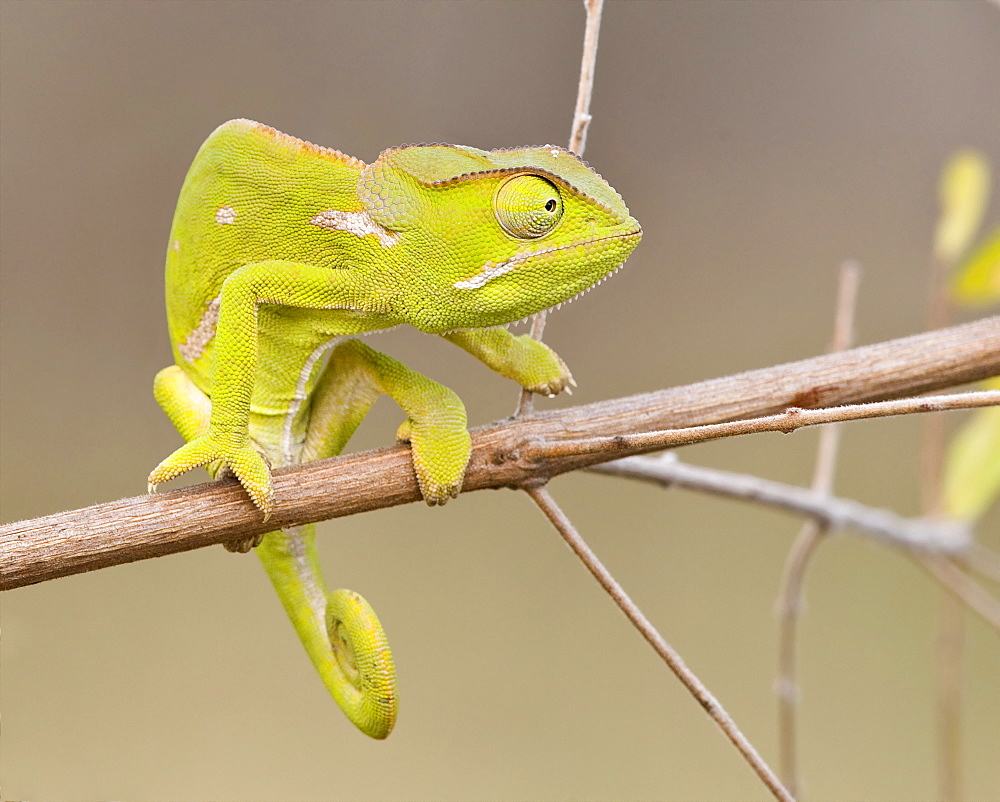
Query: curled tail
256 524 397 739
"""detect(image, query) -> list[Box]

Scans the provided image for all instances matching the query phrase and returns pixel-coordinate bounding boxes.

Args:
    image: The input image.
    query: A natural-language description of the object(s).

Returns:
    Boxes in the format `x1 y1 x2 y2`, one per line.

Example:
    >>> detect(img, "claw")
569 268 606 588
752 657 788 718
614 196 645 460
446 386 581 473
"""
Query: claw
149 433 275 519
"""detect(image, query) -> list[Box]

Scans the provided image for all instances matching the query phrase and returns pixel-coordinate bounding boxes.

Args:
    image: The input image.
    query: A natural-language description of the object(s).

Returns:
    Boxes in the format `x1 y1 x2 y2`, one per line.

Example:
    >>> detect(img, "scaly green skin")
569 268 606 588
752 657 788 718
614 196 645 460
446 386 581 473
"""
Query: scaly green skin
148 119 641 738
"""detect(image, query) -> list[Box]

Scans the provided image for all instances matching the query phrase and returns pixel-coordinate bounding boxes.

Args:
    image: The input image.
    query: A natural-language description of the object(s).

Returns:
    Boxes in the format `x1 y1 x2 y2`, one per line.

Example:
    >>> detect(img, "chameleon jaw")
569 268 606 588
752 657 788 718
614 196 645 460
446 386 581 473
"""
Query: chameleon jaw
452 229 641 290
503 250 634 329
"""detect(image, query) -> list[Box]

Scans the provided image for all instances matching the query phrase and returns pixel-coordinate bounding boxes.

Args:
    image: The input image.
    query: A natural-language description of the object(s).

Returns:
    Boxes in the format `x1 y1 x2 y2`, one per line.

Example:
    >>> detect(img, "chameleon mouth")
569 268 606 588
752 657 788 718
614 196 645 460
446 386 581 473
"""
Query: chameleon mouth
504 228 641 326
453 228 642 290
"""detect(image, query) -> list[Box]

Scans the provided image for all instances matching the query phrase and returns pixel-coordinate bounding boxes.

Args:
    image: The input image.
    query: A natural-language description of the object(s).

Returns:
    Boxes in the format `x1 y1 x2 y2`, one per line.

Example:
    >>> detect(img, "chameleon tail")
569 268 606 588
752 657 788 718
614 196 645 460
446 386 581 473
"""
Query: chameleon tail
256 523 397 739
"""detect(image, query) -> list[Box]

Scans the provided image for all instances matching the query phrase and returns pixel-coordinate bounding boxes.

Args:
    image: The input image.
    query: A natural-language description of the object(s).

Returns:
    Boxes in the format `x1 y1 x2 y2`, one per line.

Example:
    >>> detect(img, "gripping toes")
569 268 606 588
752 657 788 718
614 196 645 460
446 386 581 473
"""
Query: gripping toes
406 422 472 505
148 434 275 516
513 337 574 398
527 369 576 398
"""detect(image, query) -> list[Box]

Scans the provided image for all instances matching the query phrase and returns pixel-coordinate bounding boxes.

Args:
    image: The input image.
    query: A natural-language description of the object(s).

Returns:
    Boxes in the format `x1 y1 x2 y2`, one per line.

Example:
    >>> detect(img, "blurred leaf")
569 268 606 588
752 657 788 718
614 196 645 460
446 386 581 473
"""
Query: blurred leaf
950 225 1000 307
933 150 990 263
944 378 1000 521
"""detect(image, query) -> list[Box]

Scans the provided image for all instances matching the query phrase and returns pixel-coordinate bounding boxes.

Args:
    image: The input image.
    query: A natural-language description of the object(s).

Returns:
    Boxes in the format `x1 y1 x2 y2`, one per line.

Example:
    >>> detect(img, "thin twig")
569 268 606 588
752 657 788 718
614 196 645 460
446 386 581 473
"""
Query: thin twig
964 544 1000 585
917 555 1000 633
544 389 1000 461
589 455 968 553
516 0 604 419
937 588 965 802
3 317 998 590
923 250 951 518
568 0 604 156
926 185 959 802
774 522 824 798
775 261 860 795
515 308 549 418
524 485 794 802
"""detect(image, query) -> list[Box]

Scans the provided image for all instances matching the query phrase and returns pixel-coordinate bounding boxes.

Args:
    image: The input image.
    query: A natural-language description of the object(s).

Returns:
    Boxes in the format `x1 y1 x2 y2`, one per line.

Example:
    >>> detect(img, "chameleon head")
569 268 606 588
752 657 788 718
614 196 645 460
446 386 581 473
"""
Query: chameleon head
359 143 641 333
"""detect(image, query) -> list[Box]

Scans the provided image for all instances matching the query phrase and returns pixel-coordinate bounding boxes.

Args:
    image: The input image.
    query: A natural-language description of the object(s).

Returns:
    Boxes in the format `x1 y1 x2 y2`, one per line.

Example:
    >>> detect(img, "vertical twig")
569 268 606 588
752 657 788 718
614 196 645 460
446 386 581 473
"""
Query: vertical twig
516 0 605 418
525 485 795 802
922 251 951 516
774 261 861 796
567 0 604 157
937 596 964 802
917 555 1000 632
925 222 962 802
966 544 1000 585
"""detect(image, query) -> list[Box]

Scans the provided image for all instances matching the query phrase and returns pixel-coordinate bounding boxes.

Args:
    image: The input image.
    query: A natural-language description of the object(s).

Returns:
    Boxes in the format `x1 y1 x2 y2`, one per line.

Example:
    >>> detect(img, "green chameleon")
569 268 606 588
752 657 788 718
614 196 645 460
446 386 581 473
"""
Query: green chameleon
148 119 641 739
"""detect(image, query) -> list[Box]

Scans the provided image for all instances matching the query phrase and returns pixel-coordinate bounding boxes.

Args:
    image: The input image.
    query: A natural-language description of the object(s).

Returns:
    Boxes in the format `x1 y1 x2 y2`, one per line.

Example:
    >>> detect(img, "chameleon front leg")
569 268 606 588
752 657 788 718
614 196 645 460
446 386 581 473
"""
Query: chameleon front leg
151 362 397 739
303 338 472 501
148 260 380 516
442 327 575 397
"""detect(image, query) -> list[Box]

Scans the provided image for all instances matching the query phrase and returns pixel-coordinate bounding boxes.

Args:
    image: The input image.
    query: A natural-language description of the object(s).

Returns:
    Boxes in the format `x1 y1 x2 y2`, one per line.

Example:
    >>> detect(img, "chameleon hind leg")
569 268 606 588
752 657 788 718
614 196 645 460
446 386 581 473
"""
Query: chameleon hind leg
301 338 473 501
152 364 398 738
254 337 476 740
257 339 475 737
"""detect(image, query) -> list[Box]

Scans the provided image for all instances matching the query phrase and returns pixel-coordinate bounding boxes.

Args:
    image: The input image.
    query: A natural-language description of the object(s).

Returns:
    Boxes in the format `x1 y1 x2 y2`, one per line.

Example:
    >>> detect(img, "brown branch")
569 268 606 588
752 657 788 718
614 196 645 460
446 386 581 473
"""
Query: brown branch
2 316 998 591
544 389 1000 460
525 486 794 802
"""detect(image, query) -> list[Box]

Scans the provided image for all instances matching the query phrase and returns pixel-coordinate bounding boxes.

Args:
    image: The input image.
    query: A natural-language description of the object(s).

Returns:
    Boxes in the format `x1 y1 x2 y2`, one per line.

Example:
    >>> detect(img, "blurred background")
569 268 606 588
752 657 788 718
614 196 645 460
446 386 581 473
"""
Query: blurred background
2 2 998 799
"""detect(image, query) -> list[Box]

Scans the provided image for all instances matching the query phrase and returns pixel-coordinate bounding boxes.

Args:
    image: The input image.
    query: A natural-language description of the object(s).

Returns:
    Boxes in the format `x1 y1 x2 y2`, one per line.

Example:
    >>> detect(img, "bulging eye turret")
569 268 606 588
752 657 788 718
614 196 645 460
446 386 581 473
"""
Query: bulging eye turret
494 174 563 239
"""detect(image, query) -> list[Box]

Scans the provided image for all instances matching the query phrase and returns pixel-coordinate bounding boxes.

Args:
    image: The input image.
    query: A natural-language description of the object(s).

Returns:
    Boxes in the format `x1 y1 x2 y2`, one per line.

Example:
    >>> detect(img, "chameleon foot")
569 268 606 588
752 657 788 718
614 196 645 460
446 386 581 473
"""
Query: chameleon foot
520 360 574 398
395 418 468 505
223 532 266 553
148 433 275 517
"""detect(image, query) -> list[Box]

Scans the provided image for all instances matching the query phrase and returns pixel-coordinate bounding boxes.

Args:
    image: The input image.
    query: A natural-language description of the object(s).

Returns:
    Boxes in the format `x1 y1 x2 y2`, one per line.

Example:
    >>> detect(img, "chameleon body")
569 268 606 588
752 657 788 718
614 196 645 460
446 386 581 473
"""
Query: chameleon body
149 119 640 738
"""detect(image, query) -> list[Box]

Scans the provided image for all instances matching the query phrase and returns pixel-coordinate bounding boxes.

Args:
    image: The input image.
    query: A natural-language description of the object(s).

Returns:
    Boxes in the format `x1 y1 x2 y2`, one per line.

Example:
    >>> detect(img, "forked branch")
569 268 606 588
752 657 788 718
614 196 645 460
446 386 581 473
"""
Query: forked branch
1 316 998 590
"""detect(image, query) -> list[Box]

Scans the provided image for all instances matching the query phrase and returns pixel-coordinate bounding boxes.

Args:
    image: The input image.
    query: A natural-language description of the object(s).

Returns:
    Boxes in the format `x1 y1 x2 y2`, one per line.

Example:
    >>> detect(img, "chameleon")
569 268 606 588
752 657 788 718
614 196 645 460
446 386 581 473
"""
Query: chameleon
147 119 641 739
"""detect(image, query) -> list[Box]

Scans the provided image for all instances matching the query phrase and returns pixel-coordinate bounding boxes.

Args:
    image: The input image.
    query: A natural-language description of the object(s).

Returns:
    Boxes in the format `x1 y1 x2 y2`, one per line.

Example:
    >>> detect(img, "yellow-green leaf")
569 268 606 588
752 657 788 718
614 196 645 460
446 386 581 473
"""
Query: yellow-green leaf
950 225 1000 307
933 150 991 263
944 379 1000 521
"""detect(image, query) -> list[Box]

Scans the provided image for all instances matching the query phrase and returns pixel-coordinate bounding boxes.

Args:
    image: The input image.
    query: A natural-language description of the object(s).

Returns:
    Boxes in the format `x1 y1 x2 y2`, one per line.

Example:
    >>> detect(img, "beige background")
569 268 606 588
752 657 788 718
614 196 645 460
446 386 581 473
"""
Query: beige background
2 2 999 799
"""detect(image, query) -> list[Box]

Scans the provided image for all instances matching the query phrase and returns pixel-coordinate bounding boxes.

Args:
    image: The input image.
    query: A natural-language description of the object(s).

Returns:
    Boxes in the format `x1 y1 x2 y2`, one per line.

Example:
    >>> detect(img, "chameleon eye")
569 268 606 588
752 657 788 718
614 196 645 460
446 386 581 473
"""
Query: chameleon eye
494 174 563 239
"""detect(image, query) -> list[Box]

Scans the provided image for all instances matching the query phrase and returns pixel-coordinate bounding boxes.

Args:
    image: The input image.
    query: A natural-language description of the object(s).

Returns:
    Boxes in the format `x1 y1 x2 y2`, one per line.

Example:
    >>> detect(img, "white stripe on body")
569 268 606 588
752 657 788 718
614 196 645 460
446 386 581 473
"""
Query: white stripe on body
310 209 400 247
178 295 221 362
284 525 327 621
280 335 346 467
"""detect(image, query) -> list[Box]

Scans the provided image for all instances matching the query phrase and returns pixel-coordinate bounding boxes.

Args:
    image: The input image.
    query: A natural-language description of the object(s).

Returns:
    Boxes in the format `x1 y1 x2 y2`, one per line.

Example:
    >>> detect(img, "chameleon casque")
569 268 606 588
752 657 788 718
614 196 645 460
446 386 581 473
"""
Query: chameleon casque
148 119 641 739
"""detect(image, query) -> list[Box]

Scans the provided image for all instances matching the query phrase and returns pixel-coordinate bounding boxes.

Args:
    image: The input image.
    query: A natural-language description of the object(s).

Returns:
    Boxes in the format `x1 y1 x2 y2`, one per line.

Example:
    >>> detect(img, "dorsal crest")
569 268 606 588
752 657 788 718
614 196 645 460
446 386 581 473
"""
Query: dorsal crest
235 118 366 170
363 143 627 219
